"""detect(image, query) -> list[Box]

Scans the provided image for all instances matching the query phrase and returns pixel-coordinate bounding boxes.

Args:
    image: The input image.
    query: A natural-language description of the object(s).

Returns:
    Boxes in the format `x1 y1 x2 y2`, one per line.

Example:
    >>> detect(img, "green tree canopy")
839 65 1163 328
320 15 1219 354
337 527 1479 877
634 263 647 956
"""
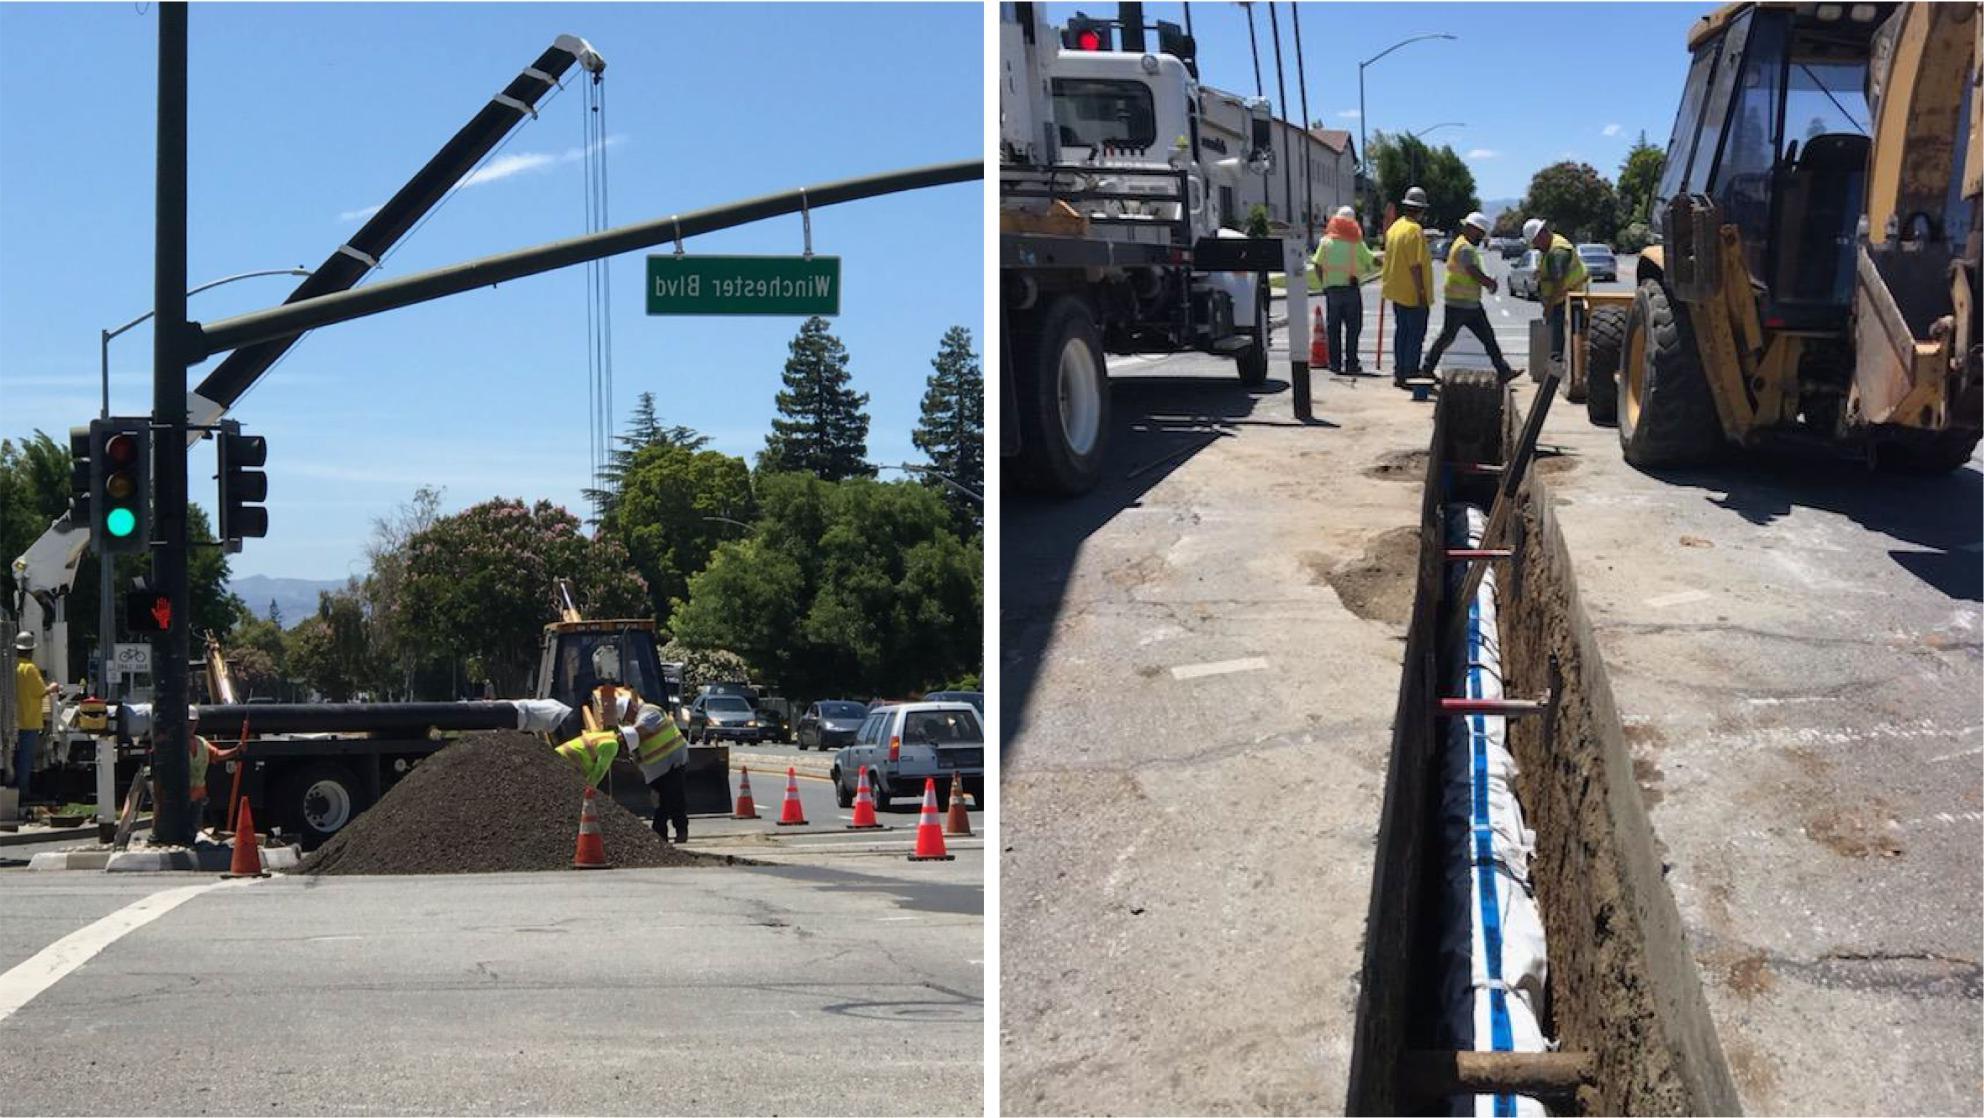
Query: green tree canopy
1519 161 1623 244
1617 132 1666 225
1366 131 1481 231
583 392 710 524
911 326 983 532
284 588 376 702
609 445 755 627
759 316 874 481
669 474 980 699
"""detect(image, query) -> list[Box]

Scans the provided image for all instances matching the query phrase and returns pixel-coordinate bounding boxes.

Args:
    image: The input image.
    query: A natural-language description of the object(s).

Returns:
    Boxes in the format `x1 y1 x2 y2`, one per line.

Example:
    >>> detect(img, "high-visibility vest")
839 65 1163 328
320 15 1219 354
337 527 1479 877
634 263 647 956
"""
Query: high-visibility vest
1444 238 1485 305
1316 236 1361 288
628 705 688 783
1542 233 1587 304
188 735 212 800
555 730 621 788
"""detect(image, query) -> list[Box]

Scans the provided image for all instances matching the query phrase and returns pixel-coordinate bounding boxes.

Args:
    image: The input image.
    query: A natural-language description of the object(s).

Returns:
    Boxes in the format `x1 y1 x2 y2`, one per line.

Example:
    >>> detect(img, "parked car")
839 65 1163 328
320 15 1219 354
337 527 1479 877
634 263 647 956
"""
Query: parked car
797 700 868 751
831 702 984 810
922 690 984 713
686 693 763 743
1506 249 1541 299
754 698 794 742
1576 242 1618 282
699 680 760 705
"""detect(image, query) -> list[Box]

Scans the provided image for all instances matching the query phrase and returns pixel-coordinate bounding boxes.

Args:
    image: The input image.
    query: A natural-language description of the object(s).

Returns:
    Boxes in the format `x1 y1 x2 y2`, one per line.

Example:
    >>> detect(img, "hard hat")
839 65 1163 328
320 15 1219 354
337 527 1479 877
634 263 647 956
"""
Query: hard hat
1335 205 1356 220
14 631 34 652
1462 211 1490 234
1522 217 1548 242
1402 186 1429 208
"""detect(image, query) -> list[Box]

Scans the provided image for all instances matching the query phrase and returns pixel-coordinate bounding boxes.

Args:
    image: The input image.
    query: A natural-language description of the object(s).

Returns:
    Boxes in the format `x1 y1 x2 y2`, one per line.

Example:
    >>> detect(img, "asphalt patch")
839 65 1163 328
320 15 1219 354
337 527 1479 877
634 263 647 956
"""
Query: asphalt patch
303 731 743 875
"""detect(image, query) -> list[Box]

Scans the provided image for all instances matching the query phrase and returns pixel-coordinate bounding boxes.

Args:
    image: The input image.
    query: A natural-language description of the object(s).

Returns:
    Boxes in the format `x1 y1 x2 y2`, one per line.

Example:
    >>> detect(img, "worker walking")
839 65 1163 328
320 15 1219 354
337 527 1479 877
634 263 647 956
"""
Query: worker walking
1424 212 1520 383
12 632 60 805
1524 216 1589 370
624 702 690 843
1311 206 1378 374
1381 186 1436 387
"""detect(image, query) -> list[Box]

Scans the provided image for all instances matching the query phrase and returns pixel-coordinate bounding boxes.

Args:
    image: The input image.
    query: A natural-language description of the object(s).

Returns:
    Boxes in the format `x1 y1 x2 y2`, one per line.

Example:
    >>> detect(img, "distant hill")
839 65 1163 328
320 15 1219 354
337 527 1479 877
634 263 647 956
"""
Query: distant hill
1481 196 1522 221
230 575 347 625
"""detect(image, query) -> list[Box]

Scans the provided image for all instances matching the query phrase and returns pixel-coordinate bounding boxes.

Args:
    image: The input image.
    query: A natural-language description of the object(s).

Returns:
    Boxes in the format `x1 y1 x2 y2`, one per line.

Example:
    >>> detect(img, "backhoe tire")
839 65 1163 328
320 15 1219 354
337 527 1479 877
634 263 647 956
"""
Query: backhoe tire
1618 280 1722 469
1584 305 1627 425
1236 288 1270 387
1012 296 1110 495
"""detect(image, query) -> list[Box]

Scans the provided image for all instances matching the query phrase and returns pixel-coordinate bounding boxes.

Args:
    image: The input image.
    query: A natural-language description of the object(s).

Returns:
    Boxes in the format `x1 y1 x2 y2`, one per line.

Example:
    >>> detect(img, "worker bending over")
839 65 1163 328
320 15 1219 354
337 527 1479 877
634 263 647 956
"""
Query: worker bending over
1381 186 1435 388
1423 212 1519 383
1524 216 1588 370
1311 206 1377 374
627 703 690 843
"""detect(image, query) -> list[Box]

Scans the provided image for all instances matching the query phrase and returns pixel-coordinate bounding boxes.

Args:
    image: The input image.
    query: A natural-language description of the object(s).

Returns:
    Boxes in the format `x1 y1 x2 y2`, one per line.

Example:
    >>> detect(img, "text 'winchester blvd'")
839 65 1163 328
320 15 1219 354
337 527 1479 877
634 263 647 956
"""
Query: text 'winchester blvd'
646 254 841 316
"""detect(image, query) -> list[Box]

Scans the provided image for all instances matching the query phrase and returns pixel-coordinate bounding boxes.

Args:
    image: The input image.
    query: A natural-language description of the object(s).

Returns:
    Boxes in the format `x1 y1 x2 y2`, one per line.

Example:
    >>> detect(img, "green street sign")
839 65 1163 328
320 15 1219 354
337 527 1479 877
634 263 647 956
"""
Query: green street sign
646 255 841 316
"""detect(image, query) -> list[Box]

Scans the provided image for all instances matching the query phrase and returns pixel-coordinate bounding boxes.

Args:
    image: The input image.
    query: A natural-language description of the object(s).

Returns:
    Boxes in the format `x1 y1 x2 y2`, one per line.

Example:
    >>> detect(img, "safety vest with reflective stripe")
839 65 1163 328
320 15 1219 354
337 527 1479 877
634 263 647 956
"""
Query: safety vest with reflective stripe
1540 233 1587 305
188 735 213 800
629 708 688 783
1314 236 1361 289
555 730 621 788
1444 238 1485 306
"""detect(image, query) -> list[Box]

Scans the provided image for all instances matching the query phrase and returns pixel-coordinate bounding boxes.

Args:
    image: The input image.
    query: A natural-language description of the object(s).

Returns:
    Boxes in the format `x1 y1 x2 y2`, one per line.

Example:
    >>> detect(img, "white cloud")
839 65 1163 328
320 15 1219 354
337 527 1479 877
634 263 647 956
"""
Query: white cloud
1337 109 1360 119
336 134 627 221
1466 148 1499 160
1601 123 1622 137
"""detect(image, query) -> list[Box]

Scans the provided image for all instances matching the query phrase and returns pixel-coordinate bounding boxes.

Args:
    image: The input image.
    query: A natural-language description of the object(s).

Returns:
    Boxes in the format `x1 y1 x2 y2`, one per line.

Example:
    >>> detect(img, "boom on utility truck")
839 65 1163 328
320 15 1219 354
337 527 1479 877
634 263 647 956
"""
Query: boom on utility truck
999 2 1288 494
1573 1 1980 472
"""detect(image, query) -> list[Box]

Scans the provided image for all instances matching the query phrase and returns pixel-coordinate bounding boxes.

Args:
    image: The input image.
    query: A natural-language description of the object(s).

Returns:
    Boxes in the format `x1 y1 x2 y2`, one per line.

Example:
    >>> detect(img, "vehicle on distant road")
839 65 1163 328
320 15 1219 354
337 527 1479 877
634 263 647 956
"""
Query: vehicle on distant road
1576 243 1618 283
831 701 984 810
1499 237 1527 261
1429 236 1451 262
1506 249 1541 299
754 696 796 742
687 694 763 744
923 690 984 713
797 700 869 751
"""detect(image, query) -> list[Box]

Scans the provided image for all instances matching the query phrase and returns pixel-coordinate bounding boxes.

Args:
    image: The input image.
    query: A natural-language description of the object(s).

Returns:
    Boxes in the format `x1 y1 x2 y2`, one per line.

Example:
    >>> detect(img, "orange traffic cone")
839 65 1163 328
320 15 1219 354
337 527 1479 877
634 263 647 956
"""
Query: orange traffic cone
1310 303 1330 368
572 786 611 869
944 772 973 837
847 766 886 830
222 797 269 879
775 766 808 826
907 777 955 862
732 767 759 819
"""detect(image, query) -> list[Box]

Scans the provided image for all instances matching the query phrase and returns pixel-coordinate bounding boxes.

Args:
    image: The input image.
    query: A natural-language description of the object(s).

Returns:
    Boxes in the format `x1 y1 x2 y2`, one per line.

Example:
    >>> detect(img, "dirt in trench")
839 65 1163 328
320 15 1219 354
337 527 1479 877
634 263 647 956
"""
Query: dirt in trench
303 731 748 875
1317 526 1422 625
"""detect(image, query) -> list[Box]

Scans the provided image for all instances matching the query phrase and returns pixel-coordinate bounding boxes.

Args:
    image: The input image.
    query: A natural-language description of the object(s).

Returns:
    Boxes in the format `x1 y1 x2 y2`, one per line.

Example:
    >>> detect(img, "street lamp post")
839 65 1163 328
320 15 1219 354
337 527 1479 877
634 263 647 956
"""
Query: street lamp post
883 463 983 504
94 267 309 704
1357 33 1458 214
1409 122 1466 141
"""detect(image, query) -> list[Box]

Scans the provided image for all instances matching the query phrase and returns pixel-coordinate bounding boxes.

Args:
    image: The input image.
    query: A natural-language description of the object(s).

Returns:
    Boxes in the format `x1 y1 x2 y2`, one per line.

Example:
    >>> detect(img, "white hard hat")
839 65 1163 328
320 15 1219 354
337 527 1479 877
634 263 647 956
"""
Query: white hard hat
14 631 34 652
1462 211 1490 234
1335 205 1356 220
1522 217 1548 242
1402 186 1429 208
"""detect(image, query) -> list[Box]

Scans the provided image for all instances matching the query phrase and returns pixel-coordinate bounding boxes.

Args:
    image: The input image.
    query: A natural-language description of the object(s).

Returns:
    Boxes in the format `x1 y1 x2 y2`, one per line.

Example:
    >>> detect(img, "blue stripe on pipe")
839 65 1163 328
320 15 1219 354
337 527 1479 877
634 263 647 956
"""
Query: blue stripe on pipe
1467 591 1516 1116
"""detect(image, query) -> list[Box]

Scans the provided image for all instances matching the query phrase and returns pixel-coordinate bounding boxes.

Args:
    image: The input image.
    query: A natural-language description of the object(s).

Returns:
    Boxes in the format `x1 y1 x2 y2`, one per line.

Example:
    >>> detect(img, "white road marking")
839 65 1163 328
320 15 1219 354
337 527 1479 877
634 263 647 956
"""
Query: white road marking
1170 656 1271 681
0 880 244 1023
876 916 920 922
1743 695 1836 706
1644 589 1712 608
1928 746 1983 764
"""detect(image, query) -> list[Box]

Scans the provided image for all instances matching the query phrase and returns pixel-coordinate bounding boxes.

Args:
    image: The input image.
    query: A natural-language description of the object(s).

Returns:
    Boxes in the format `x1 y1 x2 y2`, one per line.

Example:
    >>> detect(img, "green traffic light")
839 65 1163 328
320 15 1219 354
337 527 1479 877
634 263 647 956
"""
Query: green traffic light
105 507 137 538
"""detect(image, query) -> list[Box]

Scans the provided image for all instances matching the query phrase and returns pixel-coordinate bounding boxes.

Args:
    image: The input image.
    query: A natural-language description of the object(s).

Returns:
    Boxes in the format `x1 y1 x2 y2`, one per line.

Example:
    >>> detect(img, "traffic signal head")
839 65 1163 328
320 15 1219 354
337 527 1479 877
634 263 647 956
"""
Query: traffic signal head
92 418 150 554
217 421 269 547
68 426 93 525
1063 14 1112 51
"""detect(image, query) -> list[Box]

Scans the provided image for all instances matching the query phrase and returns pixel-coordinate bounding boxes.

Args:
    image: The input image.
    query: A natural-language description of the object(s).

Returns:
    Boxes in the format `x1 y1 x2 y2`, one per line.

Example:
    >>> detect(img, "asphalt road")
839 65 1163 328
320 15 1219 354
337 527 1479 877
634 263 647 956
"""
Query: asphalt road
0 859 982 1114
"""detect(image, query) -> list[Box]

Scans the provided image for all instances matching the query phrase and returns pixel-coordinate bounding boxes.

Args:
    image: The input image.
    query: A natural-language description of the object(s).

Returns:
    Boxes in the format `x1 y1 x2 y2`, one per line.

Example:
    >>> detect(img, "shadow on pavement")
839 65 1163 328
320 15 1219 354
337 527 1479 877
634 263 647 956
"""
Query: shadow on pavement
1645 455 1983 601
1001 372 1300 761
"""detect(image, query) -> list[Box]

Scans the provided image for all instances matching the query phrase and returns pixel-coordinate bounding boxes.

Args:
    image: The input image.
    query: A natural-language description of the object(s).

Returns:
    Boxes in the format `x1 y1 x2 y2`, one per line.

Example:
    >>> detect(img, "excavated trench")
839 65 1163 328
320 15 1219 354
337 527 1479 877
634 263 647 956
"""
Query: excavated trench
1346 375 1741 1116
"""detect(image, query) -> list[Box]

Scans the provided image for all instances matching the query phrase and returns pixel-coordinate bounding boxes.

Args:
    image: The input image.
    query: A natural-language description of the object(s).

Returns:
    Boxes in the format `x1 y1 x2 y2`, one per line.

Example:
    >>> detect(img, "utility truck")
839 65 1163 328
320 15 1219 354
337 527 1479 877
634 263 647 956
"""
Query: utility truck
999 2 1290 494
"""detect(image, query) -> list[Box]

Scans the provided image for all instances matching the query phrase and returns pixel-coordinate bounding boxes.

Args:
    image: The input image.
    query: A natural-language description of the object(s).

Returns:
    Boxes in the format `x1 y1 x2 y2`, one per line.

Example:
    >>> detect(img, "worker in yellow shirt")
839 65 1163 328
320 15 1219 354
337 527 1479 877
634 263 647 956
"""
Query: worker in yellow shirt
1310 206 1377 374
1380 186 1435 388
12 631 60 804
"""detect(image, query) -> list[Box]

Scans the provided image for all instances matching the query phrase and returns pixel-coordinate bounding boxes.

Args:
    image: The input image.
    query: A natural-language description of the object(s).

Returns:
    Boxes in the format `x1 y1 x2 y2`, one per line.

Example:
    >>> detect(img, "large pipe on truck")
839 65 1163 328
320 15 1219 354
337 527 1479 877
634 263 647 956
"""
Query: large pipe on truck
118 700 568 739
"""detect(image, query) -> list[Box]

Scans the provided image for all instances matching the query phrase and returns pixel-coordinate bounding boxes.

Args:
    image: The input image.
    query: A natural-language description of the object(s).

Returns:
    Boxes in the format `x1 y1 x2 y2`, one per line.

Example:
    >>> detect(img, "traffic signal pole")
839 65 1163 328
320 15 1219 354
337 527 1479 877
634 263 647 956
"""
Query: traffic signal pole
151 0 192 848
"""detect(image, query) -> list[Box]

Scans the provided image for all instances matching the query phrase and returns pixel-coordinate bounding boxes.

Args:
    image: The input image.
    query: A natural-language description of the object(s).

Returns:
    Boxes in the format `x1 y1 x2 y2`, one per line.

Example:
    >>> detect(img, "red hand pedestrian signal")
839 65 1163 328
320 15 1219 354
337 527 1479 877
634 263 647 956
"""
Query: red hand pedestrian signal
149 596 172 631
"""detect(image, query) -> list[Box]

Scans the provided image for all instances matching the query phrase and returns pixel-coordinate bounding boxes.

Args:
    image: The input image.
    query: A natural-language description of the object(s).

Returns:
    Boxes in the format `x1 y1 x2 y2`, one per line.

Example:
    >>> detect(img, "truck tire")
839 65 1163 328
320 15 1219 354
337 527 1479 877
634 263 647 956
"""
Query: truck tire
870 773 891 809
833 768 852 809
1013 296 1110 495
1237 288 1269 387
1619 280 1722 468
1584 305 1627 425
278 761 368 849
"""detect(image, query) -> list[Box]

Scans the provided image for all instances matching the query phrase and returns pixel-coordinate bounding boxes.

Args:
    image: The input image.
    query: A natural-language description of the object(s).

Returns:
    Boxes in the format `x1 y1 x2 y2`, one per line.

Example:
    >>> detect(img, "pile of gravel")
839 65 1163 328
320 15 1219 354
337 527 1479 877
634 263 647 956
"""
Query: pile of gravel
304 730 728 875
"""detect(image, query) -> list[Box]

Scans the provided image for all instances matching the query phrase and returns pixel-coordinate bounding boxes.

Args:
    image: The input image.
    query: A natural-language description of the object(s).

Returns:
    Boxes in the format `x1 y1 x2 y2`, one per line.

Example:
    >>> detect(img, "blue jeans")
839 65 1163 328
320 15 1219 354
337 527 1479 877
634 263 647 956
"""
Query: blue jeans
13 730 38 800
1393 303 1430 377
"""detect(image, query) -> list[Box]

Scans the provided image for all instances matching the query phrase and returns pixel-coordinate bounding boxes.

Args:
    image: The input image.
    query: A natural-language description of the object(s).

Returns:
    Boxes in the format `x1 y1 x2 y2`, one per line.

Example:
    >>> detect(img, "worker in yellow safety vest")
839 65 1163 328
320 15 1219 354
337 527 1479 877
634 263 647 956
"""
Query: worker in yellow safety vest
554 728 622 789
1523 216 1588 370
1423 211 1519 383
1381 186 1436 388
1310 206 1377 374
625 702 690 843
178 706 241 834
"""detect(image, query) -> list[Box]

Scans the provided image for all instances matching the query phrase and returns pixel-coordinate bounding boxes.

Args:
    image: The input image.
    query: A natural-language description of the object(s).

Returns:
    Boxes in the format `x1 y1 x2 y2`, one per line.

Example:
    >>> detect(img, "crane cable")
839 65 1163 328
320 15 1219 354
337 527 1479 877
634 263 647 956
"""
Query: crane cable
582 69 614 524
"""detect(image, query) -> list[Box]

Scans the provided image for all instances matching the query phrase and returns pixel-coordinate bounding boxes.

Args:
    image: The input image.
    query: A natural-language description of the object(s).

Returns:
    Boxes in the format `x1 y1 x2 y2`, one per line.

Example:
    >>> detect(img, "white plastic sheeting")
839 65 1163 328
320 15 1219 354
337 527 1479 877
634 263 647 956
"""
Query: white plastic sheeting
1438 504 1552 1118
511 699 572 733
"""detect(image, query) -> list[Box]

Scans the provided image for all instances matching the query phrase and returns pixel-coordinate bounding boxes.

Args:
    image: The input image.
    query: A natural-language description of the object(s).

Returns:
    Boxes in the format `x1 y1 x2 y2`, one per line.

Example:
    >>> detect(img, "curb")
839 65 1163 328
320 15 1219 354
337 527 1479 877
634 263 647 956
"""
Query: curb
29 842 301 873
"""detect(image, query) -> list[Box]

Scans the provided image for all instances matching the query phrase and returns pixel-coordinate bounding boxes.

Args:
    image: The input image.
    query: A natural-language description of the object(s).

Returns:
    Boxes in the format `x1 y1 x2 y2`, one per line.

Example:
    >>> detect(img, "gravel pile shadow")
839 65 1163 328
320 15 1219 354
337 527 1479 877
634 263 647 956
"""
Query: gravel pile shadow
303 731 742 875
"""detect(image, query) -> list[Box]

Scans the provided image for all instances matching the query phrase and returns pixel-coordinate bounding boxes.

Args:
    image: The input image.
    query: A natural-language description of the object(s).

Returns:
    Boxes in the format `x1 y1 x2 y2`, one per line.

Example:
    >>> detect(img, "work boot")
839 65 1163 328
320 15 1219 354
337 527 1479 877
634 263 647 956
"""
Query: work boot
1497 366 1522 385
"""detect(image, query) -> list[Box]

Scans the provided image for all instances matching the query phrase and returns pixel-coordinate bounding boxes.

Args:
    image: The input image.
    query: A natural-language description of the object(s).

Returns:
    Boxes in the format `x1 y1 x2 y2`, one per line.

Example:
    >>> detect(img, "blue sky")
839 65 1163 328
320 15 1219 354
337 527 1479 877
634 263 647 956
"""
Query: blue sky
0 2 982 580
1046 1 1700 201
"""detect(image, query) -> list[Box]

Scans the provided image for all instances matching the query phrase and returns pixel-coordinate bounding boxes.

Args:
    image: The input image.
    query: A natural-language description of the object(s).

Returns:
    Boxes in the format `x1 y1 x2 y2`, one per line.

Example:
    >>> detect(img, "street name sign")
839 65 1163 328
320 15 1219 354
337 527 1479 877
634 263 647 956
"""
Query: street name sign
646 255 840 316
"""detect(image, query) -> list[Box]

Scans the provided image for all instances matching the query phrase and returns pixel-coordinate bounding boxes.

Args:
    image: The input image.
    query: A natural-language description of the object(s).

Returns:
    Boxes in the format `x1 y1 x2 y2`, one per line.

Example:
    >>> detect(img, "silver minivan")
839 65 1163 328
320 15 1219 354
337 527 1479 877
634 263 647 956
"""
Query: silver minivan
832 702 984 810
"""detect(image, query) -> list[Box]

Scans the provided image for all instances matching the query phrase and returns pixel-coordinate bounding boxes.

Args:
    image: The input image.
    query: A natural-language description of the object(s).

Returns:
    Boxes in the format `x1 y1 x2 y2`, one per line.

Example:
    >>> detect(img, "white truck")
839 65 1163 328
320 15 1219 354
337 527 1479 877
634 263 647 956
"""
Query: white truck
1000 2 1300 494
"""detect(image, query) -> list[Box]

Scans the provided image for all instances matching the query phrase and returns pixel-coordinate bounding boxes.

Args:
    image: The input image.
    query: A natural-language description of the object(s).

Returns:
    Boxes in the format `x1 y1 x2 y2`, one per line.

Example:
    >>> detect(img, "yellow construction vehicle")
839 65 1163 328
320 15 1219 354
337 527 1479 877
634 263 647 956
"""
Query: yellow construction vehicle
1577 1 1980 471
